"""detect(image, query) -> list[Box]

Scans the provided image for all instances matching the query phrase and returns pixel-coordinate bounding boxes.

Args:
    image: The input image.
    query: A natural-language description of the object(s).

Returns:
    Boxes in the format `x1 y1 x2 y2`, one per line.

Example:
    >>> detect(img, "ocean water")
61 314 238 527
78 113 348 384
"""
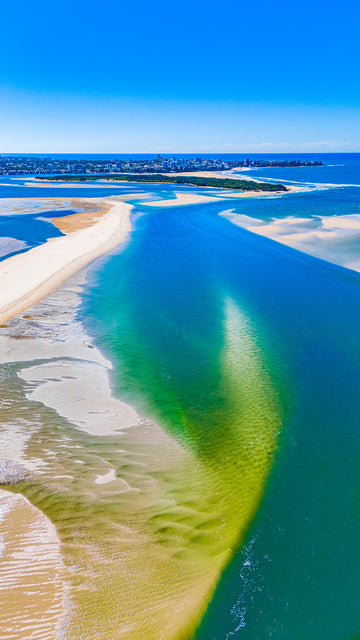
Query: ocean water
233 152 360 187
1 154 360 638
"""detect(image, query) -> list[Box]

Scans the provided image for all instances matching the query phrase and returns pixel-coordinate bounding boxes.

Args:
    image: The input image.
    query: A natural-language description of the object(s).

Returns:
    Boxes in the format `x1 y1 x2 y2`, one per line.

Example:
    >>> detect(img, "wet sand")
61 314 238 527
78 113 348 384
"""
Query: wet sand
0 490 66 640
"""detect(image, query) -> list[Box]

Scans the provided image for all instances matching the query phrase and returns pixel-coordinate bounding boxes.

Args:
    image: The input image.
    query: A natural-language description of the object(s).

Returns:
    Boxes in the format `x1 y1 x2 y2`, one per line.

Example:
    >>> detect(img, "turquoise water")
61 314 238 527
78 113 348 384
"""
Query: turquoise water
82 201 289 438
2 154 360 637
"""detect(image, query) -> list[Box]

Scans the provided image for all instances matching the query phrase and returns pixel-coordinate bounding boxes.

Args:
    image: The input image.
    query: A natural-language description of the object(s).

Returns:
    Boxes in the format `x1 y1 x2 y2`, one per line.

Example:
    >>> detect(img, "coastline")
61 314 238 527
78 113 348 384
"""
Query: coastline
0 198 132 326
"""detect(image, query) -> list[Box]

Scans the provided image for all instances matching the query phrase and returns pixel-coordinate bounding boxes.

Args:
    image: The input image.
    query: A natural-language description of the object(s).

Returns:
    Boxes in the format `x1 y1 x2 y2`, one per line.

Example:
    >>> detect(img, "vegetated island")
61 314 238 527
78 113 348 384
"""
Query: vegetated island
36 174 288 192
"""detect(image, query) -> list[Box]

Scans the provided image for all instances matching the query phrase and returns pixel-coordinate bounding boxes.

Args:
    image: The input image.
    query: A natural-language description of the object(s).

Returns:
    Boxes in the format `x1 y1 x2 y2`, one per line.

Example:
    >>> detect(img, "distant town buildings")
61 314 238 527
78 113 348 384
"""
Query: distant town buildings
0 155 323 176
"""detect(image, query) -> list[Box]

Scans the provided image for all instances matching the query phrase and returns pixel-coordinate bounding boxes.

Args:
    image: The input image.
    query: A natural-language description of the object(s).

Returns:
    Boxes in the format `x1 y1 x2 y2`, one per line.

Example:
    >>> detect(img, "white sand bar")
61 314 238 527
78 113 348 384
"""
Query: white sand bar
19 360 140 435
0 199 132 326
145 193 220 207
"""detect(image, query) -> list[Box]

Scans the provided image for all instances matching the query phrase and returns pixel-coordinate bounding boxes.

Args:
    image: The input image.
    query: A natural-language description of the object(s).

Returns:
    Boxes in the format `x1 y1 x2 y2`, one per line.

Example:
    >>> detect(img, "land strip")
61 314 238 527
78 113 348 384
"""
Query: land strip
0 198 132 326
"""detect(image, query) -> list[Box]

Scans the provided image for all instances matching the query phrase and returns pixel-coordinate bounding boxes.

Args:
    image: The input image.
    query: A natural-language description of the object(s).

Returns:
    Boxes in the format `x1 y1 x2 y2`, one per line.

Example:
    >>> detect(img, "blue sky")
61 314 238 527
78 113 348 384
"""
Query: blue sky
0 0 359 152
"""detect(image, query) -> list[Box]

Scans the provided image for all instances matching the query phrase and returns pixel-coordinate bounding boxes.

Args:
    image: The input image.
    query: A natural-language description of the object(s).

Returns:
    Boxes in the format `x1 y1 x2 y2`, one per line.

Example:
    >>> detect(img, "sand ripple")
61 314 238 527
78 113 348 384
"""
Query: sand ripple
0 490 66 639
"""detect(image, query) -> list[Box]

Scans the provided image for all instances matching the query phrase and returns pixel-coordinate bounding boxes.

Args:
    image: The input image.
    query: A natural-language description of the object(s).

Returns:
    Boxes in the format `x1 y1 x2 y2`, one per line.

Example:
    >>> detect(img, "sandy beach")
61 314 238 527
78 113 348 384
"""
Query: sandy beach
164 170 232 179
164 171 304 191
0 198 132 326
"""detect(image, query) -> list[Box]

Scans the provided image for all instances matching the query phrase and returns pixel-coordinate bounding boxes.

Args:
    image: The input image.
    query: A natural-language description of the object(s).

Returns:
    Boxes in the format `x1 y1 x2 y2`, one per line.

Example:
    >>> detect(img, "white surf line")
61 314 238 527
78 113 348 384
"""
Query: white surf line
0 199 132 326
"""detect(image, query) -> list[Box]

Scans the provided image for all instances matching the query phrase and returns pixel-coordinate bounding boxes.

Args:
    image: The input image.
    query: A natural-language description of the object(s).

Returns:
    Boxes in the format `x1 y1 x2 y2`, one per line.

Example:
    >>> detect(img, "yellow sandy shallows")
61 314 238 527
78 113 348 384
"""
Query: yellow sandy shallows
68 300 281 639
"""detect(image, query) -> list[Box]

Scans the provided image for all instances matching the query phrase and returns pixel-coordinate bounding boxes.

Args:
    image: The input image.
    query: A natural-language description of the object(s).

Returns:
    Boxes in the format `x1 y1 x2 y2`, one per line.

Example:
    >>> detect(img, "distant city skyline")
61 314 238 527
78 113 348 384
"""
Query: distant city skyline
1 0 359 152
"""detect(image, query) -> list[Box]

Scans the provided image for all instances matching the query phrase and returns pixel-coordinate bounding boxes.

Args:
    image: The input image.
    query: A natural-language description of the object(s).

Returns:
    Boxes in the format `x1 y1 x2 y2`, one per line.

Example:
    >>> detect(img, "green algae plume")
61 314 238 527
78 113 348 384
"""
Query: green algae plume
1 294 285 639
